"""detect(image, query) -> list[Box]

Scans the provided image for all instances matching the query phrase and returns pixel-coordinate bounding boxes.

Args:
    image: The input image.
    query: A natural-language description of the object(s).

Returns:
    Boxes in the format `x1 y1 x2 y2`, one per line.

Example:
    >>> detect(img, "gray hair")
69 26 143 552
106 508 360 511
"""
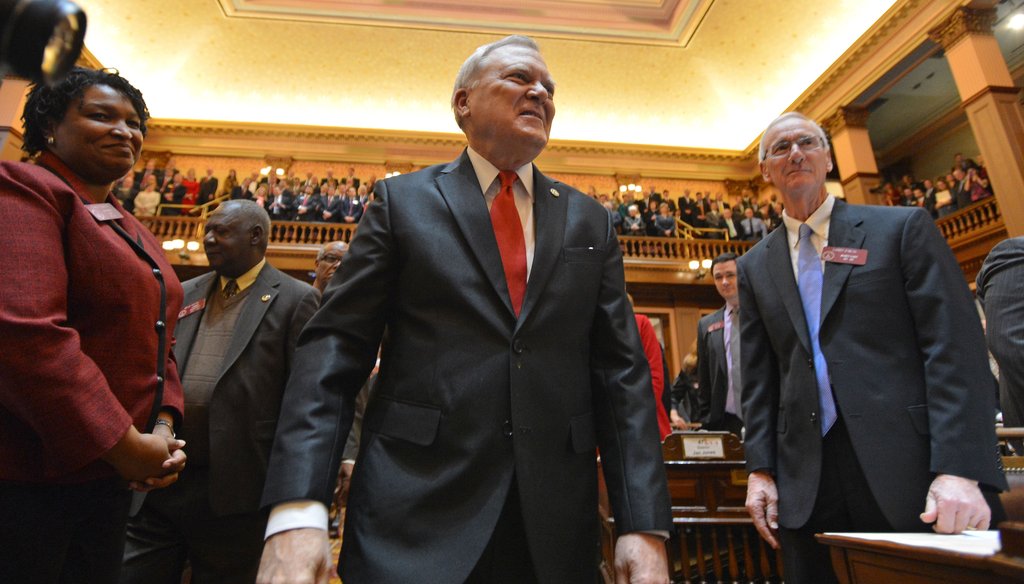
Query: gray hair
451 35 540 129
216 199 270 247
758 112 829 162
316 240 348 261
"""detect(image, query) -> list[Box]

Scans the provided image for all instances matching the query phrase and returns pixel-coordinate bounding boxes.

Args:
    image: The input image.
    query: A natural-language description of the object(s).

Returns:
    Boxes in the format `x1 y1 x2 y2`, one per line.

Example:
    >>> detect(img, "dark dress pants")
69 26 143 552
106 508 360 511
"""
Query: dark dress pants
464 480 538 584
777 417 893 584
0 477 131 584
121 467 268 584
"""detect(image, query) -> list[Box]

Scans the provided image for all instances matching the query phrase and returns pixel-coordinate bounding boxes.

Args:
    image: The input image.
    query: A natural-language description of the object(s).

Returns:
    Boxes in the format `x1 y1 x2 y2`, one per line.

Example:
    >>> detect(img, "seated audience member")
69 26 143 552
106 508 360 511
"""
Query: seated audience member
622 204 644 235
293 184 321 221
618 191 636 220
654 202 676 237
133 175 161 217
934 179 955 218
741 207 768 241
357 184 370 205
899 187 915 207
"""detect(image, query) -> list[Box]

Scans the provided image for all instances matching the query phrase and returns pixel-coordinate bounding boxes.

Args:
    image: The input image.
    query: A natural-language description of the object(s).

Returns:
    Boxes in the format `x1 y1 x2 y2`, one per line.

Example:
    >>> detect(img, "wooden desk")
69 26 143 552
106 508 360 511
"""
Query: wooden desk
820 525 1024 583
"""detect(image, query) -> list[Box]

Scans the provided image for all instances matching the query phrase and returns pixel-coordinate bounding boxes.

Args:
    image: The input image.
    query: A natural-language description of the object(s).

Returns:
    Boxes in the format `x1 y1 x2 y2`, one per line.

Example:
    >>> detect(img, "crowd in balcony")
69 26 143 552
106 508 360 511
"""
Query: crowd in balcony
595 186 784 241
877 152 994 219
114 160 378 223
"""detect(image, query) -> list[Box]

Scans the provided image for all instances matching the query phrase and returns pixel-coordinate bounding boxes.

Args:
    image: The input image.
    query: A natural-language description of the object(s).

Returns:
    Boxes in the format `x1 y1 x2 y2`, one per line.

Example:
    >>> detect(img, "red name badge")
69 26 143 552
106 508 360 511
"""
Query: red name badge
178 298 206 319
708 321 725 333
86 203 123 222
821 246 868 266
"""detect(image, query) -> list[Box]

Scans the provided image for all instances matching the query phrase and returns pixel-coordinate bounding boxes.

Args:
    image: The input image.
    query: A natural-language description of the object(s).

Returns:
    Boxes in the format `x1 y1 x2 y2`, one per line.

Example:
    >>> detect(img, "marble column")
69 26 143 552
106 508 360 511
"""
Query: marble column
930 6 1024 237
822 105 883 206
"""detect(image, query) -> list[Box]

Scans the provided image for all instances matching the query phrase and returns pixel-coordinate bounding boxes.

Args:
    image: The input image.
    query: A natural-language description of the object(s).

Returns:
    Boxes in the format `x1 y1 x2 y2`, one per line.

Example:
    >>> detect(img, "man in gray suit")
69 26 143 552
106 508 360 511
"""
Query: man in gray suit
257 35 670 584
122 200 319 582
978 237 1024 440
740 112 1005 584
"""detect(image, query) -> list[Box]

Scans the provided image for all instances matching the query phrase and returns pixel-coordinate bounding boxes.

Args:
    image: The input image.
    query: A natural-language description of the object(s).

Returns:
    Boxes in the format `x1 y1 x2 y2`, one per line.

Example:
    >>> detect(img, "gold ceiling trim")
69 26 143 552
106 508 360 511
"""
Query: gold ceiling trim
146 120 753 164
218 0 714 47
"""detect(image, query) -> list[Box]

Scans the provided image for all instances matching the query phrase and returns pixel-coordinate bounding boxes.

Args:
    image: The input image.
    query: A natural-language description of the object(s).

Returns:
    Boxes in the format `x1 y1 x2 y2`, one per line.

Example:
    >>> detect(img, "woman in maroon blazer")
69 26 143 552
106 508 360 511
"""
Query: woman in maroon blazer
0 68 187 582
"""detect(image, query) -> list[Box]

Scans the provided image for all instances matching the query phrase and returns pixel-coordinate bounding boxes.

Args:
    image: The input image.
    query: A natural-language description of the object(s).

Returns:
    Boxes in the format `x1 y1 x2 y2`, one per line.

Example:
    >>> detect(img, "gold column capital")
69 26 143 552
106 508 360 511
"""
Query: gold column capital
822 105 870 136
928 7 997 50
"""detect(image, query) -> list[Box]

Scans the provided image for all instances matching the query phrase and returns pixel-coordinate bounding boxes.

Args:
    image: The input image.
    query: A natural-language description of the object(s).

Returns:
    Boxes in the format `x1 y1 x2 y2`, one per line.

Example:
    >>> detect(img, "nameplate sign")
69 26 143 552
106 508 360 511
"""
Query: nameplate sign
682 435 726 459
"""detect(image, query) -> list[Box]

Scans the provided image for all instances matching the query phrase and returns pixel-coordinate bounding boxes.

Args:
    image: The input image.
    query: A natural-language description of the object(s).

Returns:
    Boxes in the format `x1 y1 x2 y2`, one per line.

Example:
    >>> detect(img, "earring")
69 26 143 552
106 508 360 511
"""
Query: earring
46 136 55 146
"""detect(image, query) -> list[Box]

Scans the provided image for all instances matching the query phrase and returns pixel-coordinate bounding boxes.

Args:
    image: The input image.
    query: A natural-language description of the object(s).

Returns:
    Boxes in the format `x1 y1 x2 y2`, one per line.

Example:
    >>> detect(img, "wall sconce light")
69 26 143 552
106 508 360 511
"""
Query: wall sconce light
162 238 200 259
688 258 713 278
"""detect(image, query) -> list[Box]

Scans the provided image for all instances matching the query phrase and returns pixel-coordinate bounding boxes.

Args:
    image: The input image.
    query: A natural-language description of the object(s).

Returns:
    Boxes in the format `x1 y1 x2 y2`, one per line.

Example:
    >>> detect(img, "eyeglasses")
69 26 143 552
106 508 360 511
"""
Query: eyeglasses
319 254 343 264
765 135 824 159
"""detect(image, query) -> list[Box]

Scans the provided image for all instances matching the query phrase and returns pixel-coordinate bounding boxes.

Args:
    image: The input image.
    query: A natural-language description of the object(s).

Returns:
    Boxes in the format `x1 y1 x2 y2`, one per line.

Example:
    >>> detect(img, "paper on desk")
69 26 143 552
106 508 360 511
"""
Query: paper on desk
823 531 1000 556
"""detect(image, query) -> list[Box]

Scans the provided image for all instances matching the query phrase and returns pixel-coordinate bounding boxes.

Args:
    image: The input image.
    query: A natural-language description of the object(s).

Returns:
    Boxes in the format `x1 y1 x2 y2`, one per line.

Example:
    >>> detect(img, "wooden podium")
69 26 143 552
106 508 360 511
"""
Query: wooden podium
820 522 1024 583
598 431 782 583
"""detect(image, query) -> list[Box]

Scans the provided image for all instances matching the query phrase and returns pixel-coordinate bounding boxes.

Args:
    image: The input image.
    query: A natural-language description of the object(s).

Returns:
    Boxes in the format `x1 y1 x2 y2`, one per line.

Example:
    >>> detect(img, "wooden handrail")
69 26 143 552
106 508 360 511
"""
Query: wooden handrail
619 235 753 262
676 218 729 240
936 197 1001 243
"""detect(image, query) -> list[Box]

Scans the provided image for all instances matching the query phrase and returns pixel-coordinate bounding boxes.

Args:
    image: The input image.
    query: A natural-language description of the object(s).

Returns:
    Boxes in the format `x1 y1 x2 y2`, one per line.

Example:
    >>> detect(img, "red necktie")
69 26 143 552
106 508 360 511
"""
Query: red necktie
491 171 527 316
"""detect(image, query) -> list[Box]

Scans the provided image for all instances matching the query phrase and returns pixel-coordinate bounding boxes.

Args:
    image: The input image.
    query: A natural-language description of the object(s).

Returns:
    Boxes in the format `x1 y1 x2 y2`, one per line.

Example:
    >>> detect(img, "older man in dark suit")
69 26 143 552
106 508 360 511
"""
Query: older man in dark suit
739 112 1005 584
122 200 319 582
256 35 670 584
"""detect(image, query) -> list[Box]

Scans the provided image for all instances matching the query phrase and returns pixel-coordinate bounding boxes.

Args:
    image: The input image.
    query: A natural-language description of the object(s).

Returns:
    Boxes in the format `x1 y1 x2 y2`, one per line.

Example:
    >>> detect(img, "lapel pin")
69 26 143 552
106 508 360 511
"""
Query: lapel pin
261 294 271 302
549 188 559 198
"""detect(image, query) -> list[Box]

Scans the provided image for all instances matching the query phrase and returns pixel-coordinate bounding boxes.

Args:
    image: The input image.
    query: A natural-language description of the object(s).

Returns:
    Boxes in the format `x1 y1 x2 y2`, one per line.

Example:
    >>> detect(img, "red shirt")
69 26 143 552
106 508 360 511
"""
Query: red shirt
635 314 672 440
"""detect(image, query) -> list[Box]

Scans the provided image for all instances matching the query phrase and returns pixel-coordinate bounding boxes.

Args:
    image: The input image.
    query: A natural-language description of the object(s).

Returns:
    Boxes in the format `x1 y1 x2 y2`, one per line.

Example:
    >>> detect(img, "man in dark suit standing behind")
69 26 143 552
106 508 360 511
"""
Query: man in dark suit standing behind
740 113 1005 584
122 200 319 582
696 253 743 436
977 237 1024 443
256 35 671 584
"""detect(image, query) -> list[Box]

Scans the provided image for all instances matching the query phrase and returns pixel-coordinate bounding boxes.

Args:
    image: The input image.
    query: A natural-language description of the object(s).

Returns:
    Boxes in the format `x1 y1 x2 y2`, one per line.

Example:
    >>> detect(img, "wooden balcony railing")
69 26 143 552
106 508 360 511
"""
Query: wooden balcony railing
619 235 753 263
141 200 1007 283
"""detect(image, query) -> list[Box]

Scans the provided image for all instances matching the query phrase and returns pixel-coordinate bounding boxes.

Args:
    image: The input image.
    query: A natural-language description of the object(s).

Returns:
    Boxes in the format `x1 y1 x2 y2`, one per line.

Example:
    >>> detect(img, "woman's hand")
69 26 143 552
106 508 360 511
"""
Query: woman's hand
102 426 185 485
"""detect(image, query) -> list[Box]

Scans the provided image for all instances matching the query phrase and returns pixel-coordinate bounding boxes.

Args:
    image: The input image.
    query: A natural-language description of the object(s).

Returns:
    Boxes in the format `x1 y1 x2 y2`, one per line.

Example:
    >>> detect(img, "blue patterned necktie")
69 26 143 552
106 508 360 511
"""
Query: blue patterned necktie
797 223 837 436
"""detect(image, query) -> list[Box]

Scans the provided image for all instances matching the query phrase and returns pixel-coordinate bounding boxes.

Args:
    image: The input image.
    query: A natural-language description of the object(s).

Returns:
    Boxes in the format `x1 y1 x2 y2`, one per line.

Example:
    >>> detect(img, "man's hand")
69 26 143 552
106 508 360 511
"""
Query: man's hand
613 532 668 584
745 471 779 549
257 528 332 584
920 474 991 533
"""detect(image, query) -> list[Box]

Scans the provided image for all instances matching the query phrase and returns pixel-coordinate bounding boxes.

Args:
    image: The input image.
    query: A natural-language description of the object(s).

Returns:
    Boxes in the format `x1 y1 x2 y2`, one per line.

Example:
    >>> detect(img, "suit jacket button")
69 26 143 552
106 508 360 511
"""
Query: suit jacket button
810 412 817 424
807 358 813 368
155 320 165 331
503 419 514 438
512 340 524 354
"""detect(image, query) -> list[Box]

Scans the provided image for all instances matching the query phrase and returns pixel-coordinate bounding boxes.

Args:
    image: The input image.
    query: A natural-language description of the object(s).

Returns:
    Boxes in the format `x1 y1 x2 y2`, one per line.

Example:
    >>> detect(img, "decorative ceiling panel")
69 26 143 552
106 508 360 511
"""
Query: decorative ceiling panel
75 0 903 151
219 0 711 46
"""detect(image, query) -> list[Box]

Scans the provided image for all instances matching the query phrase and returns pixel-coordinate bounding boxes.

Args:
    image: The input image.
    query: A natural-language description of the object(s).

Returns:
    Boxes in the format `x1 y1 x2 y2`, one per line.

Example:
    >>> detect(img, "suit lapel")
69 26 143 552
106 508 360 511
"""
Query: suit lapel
435 151 515 318
710 309 727 378
174 272 218 374
515 168 567 331
764 227 813 356
217 265 279 382
820 200 865 324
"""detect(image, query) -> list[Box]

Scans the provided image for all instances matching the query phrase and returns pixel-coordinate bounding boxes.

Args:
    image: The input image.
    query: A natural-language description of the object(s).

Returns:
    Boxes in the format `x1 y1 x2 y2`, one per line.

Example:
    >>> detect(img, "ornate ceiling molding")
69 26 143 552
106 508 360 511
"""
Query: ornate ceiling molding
928 7 997 50
822 105 871 135
218 0 714 47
